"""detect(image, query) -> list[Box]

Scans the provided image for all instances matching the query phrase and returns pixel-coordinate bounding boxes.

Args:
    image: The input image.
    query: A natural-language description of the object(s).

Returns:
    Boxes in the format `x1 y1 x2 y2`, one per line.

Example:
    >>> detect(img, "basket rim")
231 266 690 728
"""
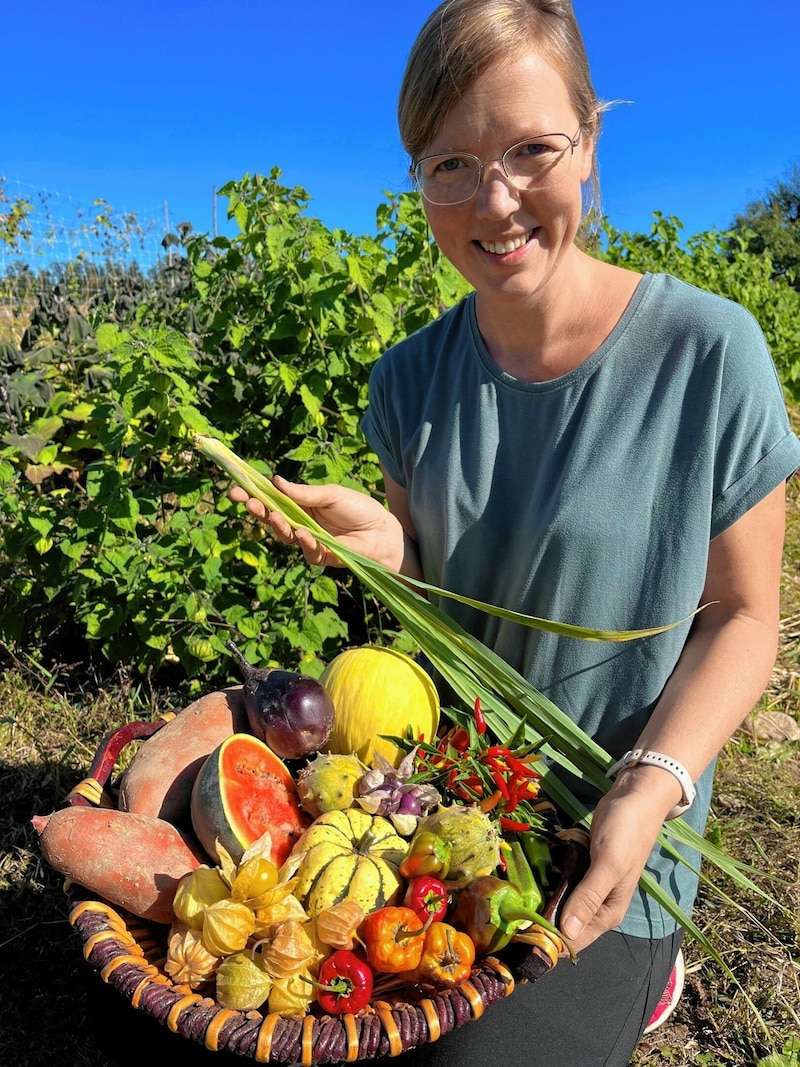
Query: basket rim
69 891 518 1064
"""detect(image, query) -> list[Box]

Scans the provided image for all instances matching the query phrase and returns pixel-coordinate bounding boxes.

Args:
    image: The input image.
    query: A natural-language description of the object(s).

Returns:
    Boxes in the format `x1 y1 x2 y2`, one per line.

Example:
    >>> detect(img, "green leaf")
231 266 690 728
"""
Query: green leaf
107 492 140 531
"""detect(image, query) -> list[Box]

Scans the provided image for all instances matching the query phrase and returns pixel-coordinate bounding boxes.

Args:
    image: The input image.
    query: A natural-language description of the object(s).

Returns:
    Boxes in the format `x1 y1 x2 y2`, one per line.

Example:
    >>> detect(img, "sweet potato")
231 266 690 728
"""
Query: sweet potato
118 686 247 828
32 807 204 924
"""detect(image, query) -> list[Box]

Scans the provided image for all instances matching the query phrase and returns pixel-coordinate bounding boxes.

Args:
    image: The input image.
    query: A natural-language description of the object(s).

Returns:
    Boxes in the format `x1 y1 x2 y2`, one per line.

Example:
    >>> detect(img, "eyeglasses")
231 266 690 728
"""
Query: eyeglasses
412 130 582 206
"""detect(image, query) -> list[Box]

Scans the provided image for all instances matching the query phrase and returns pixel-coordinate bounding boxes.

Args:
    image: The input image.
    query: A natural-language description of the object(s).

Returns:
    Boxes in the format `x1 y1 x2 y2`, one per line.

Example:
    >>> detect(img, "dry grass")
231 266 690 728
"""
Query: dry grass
1 475 799 1066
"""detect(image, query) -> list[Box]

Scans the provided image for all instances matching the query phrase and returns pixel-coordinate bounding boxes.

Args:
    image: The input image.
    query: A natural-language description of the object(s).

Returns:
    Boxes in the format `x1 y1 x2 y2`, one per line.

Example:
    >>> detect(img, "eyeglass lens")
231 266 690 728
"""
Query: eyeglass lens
415 133 575 205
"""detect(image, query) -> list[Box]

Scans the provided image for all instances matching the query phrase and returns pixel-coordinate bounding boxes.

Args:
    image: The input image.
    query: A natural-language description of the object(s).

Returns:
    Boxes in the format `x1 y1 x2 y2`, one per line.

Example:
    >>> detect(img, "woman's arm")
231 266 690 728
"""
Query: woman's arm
558 481 787 951
229 467 423 579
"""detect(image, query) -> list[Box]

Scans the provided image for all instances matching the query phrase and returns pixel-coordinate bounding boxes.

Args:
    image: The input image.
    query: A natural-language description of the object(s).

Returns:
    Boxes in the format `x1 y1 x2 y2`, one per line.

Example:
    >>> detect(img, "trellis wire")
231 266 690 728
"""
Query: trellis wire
0 177 170 307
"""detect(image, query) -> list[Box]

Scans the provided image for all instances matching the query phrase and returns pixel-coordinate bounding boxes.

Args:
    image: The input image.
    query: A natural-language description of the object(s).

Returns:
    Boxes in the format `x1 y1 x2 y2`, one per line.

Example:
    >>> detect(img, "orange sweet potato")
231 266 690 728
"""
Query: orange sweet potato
118 686 247 828
32 807 203 924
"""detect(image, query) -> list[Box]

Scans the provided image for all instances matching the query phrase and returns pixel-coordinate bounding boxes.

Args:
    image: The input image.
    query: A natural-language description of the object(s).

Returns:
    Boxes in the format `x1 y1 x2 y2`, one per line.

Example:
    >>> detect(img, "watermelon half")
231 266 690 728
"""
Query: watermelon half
190 733 307 866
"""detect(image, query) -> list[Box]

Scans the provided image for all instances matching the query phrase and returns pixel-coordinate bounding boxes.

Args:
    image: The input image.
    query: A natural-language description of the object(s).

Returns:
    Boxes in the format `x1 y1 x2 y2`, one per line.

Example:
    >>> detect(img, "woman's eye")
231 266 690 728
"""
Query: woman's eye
436 156 467 173
517 141 548 158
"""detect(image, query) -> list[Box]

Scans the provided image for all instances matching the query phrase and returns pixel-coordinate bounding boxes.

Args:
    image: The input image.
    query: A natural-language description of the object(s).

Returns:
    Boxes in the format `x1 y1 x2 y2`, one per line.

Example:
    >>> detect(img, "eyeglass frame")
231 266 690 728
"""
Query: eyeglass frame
411 129 583 206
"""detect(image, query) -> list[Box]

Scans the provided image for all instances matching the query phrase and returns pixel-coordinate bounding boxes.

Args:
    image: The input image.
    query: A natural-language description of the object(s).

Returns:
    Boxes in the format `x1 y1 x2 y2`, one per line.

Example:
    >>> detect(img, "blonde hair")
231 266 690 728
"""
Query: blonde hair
398 0 605 219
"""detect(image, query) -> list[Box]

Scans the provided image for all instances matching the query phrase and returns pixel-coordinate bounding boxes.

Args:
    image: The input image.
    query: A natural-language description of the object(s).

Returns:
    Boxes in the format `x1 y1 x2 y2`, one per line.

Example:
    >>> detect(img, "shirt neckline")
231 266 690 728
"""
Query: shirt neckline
468 272 656 392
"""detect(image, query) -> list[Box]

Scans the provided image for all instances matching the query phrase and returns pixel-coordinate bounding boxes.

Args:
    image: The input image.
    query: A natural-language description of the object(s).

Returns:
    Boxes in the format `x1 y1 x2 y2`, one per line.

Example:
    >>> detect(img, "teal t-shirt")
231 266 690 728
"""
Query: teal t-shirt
361 272 800 936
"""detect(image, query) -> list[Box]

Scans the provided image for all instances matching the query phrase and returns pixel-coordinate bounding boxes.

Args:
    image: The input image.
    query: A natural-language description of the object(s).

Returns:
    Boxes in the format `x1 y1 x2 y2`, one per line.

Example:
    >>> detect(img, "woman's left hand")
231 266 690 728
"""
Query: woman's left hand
556 766 682 952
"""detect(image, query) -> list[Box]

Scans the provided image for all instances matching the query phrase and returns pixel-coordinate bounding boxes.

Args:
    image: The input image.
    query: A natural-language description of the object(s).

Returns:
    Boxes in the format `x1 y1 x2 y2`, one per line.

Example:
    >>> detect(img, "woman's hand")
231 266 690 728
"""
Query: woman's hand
229 476 410 573
556 768 679 952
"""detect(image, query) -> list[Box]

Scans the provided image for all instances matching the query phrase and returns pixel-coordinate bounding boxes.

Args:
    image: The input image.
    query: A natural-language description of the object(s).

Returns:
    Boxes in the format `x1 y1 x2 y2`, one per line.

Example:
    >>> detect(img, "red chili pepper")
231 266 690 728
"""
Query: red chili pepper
448 726 471 751
463 773 484 795
403 875 449 924
490 769 510 799
503 753 541 777
499 816 533 832
484 755 510 774
316 950 374 1014
473 697 487 735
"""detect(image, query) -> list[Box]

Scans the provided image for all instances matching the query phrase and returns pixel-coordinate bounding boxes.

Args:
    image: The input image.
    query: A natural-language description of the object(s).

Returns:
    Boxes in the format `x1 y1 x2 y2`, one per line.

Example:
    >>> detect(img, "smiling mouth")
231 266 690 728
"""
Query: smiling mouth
478 229 536 255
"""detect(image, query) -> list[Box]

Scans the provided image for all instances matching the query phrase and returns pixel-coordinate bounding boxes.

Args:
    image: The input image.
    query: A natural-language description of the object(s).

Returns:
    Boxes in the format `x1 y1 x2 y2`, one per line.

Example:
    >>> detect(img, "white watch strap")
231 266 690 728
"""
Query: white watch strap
606 748 696 820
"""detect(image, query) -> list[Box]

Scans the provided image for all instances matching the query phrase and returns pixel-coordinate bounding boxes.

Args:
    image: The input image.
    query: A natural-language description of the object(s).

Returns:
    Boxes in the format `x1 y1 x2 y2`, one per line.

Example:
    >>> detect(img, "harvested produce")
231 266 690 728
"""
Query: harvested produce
454 875 545 954
281 808 407 917
229 855 279 906
411 805 501 886
296 751 367 818
315 949 374 1014
190 733 306 866
172 865 230 928
216 950 274 1011
355 748 441 833
202 898 256 956
31 807 203 923
313 900 365 950
407 921 475 988
164 924 220 988
320 646 440 767
117 686 247 827
403 874 450 924
227 639 335 760
398 829 452 879
360 906 425 973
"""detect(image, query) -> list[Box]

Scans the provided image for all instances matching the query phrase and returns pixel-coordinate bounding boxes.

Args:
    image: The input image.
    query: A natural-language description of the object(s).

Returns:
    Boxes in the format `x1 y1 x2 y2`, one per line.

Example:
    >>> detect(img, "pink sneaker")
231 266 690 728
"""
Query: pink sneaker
643 948 685 1034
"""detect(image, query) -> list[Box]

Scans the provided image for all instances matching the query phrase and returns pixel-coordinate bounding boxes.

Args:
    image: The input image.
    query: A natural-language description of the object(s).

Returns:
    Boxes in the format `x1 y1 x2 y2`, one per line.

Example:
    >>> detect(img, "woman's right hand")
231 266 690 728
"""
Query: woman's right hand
229 476 409 572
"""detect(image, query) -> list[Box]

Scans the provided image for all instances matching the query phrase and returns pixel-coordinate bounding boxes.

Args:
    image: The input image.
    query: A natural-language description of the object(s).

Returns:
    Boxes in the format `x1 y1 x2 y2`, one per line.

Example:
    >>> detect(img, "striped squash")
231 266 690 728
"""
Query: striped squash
279 808 407 917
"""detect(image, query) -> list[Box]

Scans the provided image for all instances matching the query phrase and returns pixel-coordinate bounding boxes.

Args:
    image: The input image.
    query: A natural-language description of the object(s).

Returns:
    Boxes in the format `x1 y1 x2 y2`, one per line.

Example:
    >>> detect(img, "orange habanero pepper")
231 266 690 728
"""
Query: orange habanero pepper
408 921 475 988
360 906 425 974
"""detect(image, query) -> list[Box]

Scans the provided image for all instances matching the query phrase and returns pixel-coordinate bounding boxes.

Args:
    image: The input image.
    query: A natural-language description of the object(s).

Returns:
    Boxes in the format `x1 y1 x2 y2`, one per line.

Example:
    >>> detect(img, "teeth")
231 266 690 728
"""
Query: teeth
480 231 532 255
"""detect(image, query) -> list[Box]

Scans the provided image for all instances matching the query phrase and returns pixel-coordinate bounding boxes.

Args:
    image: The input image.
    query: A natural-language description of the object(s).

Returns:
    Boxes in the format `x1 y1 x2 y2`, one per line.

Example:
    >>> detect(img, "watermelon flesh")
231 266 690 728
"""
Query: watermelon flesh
191 733 307 866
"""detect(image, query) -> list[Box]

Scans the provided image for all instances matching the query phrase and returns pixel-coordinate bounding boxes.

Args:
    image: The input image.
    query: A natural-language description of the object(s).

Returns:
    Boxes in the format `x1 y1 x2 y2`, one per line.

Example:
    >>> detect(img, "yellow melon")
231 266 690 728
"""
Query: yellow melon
320 647 440 767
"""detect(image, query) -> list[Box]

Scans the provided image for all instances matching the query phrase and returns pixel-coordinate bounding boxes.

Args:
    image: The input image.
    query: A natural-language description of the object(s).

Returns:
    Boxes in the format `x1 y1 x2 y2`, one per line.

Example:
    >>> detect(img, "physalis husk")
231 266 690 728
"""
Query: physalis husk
216 950 274 1011
201 899 256 957
165 923 220 988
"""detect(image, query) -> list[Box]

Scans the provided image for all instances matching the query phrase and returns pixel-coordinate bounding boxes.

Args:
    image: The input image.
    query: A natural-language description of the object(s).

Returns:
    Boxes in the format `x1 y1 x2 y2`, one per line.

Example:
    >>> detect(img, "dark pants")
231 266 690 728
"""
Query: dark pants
394 929 684 1067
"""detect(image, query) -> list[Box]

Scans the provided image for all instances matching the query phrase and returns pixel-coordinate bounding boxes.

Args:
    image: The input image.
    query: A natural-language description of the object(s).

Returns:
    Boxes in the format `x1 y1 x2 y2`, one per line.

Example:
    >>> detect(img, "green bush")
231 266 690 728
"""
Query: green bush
0 172 469 686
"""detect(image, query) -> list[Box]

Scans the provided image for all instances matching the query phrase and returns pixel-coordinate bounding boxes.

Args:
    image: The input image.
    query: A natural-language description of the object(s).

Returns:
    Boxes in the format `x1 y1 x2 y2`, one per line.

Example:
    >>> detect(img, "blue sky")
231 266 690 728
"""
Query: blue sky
3 0 799 258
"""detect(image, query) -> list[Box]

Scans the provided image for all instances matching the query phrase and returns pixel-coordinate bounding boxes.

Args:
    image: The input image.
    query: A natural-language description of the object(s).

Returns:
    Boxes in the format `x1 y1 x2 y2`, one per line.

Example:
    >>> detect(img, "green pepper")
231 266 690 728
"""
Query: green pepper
452 840 550 954
453 875 535 954
520 830 552 889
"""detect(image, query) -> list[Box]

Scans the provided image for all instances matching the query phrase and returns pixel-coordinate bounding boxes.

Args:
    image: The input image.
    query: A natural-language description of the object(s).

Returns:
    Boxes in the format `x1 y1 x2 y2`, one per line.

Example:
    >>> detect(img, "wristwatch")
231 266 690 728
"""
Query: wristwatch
606 748 696 820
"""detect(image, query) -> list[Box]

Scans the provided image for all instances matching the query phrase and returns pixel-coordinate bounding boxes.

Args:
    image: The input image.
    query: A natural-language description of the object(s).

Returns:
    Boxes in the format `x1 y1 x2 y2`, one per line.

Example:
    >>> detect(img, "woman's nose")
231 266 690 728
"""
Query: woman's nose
473 162 522 217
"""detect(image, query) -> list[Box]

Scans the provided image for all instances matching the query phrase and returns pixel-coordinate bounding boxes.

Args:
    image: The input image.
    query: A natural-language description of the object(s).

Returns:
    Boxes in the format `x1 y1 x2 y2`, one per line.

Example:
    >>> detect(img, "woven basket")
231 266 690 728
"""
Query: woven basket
61 718 585 1064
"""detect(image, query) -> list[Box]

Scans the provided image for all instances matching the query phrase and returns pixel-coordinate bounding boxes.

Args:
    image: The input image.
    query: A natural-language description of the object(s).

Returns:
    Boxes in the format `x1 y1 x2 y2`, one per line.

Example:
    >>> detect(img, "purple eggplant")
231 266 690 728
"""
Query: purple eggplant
226 640 335 760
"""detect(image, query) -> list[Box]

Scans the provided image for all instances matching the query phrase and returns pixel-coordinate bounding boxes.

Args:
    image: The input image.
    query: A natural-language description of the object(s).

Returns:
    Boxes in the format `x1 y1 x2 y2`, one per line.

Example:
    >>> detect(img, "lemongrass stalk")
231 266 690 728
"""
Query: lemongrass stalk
194 434 786 907
196 435 692 644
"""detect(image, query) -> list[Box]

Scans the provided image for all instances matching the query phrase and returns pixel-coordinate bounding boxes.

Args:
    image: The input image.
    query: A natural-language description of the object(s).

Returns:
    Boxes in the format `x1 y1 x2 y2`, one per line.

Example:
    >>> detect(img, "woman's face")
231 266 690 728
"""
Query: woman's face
418 48 594 309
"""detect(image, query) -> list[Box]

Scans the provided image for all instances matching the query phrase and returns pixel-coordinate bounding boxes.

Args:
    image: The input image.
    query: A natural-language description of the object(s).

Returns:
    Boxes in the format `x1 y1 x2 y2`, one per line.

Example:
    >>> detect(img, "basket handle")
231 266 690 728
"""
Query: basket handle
66 716 174 808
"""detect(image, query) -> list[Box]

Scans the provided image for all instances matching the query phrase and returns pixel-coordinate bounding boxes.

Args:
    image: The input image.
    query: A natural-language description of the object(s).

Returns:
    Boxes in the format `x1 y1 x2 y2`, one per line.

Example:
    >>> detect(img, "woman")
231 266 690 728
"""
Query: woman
232 1 800 1062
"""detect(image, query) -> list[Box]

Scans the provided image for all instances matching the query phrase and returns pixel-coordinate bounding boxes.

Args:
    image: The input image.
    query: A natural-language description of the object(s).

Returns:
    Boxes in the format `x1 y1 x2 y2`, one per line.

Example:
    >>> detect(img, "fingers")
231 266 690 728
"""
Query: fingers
228 486 268 521
228 477 341 565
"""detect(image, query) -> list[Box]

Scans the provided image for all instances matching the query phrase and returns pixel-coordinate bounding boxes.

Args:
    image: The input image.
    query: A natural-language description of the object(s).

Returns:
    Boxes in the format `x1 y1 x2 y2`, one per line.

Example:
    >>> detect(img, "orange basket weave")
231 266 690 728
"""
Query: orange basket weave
60 718 586 1064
